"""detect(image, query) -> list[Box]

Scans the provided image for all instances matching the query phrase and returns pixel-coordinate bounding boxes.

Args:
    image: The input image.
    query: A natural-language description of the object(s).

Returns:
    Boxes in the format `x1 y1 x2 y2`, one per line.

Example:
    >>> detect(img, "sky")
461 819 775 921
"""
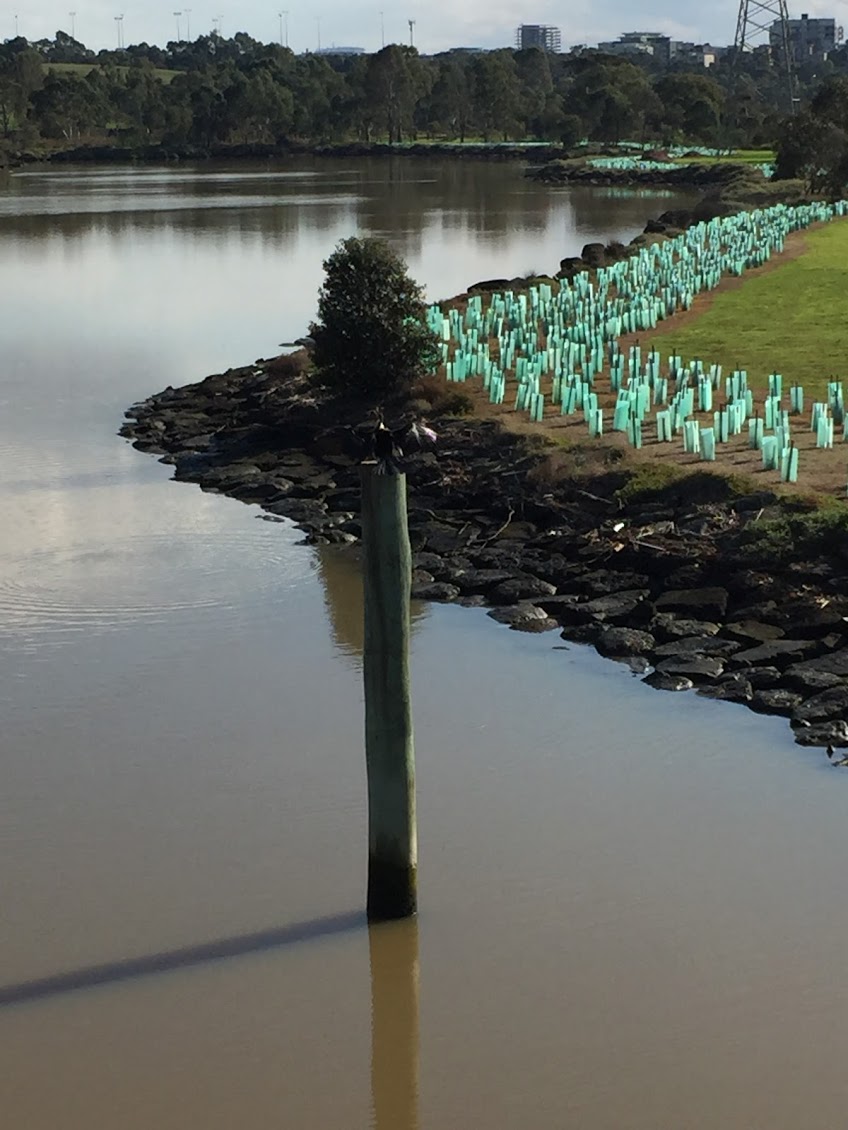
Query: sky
8 0 847 55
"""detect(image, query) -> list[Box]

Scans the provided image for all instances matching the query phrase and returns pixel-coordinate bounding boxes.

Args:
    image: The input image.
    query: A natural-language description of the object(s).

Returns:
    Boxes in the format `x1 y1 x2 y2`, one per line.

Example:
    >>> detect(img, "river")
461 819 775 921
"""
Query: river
2 157 848 1129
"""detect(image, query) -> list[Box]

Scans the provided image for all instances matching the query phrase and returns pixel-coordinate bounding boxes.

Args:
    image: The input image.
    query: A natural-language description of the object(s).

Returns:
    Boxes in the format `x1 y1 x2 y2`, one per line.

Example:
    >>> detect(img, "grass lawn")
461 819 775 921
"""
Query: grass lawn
639 219 848 402
672 149 775 165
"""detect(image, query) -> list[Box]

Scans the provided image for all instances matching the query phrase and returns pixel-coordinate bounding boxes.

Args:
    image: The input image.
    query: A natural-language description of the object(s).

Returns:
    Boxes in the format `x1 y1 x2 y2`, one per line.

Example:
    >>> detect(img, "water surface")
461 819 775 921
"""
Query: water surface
2 158 846 1130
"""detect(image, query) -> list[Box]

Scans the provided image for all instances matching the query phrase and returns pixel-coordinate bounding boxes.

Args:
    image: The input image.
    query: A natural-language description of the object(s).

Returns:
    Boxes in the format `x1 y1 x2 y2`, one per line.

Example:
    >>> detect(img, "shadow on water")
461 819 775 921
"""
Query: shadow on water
370 919 420 1130
0 910 366 1008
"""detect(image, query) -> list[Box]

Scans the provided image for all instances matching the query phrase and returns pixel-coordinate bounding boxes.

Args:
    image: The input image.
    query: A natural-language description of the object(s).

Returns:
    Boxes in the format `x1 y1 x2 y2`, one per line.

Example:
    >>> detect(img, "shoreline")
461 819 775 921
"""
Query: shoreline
119 189 848 759
5 140 570 169
120 358 848 756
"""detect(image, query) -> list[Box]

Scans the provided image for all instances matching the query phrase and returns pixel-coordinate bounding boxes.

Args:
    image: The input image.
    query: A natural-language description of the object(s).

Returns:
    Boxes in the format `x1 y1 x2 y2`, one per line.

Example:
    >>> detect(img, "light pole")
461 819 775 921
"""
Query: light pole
14 13 18 37
316 15 321 51
174 11 182 40
184 7 191 39
115 14 124 48
380 9 385 47
69 10 76 39
408 18 415 47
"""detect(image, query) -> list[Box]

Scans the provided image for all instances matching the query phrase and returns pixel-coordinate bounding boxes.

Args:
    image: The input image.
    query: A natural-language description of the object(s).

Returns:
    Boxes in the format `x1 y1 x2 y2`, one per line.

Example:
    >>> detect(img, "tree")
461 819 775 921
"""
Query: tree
653 73 724 145
310 237 441 402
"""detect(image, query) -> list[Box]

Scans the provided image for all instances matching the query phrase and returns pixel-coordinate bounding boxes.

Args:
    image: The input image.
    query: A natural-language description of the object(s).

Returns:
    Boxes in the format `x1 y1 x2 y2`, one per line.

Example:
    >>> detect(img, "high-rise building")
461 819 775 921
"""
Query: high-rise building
770 13 837 64
597 31 671 64
515 25 562 52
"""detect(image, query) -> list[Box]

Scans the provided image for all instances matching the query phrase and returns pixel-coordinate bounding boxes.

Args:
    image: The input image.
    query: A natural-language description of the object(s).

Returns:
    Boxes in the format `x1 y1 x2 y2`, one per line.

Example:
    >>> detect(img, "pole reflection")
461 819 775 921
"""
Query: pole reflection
314 545 429 663
369 918 420 1130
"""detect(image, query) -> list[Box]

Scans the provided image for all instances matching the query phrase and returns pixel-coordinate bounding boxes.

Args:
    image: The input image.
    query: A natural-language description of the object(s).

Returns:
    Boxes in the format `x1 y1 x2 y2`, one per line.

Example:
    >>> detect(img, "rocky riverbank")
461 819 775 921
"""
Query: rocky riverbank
121 356 848 755
11 140 567 166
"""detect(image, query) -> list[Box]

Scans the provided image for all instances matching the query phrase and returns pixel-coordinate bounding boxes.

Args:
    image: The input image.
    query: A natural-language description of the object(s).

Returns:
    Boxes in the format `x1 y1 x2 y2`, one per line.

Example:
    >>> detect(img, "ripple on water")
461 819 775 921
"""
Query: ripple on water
0 525 309 651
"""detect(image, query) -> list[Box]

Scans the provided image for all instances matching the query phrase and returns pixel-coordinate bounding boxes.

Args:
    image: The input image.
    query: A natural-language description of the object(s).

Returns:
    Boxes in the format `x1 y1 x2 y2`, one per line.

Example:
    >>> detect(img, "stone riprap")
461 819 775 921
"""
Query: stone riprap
122 359 848 757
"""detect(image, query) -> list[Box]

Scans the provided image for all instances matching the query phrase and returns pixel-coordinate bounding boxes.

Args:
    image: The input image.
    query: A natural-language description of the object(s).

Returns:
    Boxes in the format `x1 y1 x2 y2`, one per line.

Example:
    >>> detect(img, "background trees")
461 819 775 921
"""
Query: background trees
775 77 848 194
1 29 843 153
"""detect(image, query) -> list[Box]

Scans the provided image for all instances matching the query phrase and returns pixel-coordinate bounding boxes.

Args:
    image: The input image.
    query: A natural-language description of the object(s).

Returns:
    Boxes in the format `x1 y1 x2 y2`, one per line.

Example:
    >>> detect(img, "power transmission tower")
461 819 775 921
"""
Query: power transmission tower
733 0 798 114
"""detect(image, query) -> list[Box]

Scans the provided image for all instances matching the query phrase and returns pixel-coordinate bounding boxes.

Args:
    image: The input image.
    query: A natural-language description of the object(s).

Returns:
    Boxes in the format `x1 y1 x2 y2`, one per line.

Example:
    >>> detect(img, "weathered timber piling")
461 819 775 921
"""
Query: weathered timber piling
361 465 417 920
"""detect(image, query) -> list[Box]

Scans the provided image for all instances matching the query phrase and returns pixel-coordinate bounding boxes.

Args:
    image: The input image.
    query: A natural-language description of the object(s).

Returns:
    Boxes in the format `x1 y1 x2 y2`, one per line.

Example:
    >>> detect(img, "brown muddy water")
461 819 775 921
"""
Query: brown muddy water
2 158 847 1129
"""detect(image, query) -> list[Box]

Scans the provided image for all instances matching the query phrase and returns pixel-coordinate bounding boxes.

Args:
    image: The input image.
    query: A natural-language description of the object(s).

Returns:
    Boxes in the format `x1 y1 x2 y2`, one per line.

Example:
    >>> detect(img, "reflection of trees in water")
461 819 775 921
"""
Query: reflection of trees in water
0 159 695 273
313 545 428 662
370 919 419 1130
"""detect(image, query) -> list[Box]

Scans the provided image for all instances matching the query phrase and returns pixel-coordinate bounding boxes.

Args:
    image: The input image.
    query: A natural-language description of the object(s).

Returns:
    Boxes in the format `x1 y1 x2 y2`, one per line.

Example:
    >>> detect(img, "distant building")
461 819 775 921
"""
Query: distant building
770 13 837 65
597 31 671 64
669 40 722 67
515 25 561 52
315 45 365 55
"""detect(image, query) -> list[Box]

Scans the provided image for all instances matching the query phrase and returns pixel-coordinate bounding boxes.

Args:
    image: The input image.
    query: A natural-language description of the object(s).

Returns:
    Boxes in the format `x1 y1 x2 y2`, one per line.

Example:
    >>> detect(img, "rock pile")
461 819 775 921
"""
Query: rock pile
122 360 848 753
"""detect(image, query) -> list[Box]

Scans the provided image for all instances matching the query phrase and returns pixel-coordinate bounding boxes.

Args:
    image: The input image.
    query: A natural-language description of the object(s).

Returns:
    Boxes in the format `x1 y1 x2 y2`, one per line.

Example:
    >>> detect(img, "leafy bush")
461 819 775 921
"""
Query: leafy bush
309 236 441 404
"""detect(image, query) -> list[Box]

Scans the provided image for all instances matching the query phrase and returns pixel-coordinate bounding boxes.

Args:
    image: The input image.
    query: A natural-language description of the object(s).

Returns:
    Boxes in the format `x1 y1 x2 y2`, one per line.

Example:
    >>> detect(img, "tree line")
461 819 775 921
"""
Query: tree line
0 30 809 152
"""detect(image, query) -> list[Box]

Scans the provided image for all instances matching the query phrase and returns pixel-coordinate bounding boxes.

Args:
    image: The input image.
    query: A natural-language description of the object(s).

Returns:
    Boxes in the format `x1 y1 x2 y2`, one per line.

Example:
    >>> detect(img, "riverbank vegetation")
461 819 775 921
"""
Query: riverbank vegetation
1 27 845 159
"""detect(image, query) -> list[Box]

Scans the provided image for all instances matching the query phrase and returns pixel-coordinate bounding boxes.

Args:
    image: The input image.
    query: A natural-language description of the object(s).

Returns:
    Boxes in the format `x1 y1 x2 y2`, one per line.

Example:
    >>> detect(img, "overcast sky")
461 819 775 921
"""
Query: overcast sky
9 0 847 55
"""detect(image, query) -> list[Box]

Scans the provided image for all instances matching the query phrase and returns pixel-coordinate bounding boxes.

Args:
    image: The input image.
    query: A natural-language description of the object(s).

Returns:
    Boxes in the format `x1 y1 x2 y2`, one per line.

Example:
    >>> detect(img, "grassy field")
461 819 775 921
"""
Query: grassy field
44 62 178 83
639 220 848 402
671 149 776 165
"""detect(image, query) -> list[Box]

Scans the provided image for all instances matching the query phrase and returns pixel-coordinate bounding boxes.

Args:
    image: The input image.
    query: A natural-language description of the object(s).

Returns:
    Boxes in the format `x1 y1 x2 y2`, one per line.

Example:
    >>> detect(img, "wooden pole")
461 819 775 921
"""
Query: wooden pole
361 465 417 920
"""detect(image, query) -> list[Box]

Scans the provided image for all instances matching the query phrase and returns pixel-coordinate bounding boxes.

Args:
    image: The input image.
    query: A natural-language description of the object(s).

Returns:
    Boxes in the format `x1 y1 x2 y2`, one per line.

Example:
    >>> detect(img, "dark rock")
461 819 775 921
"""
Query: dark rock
457 594 487 608
794 720 848 748
654 586 729 620
581 242 607 267
745 666 783 689
727 600 780 624
596 627 656 658
722 620 786 644
488 603 556 630
777 604 848 639
649 613 720 641
698 674 753 703
580 569 651 596
750 689 804 716
581 589 651 623
663 563 708 589
412 551 445 573
559 622 603 645
266 498 328 522
412 569 435 584
783 648 848 688
510 616 561 633
325 489 361 512
655 655 725 680
730 639 820 668
410 581 460 602
488 575 557 604
651 636 740 658
227 479 283 501
643 671 694 692
536 594 583 616
418 521 480 555
784 668 846 694
791 686 848 726
453 568 516 594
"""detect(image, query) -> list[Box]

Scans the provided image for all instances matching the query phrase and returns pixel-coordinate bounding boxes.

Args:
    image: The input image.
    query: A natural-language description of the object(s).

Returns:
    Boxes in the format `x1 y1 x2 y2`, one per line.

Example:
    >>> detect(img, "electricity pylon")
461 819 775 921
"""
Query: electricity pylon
734 0 798 114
